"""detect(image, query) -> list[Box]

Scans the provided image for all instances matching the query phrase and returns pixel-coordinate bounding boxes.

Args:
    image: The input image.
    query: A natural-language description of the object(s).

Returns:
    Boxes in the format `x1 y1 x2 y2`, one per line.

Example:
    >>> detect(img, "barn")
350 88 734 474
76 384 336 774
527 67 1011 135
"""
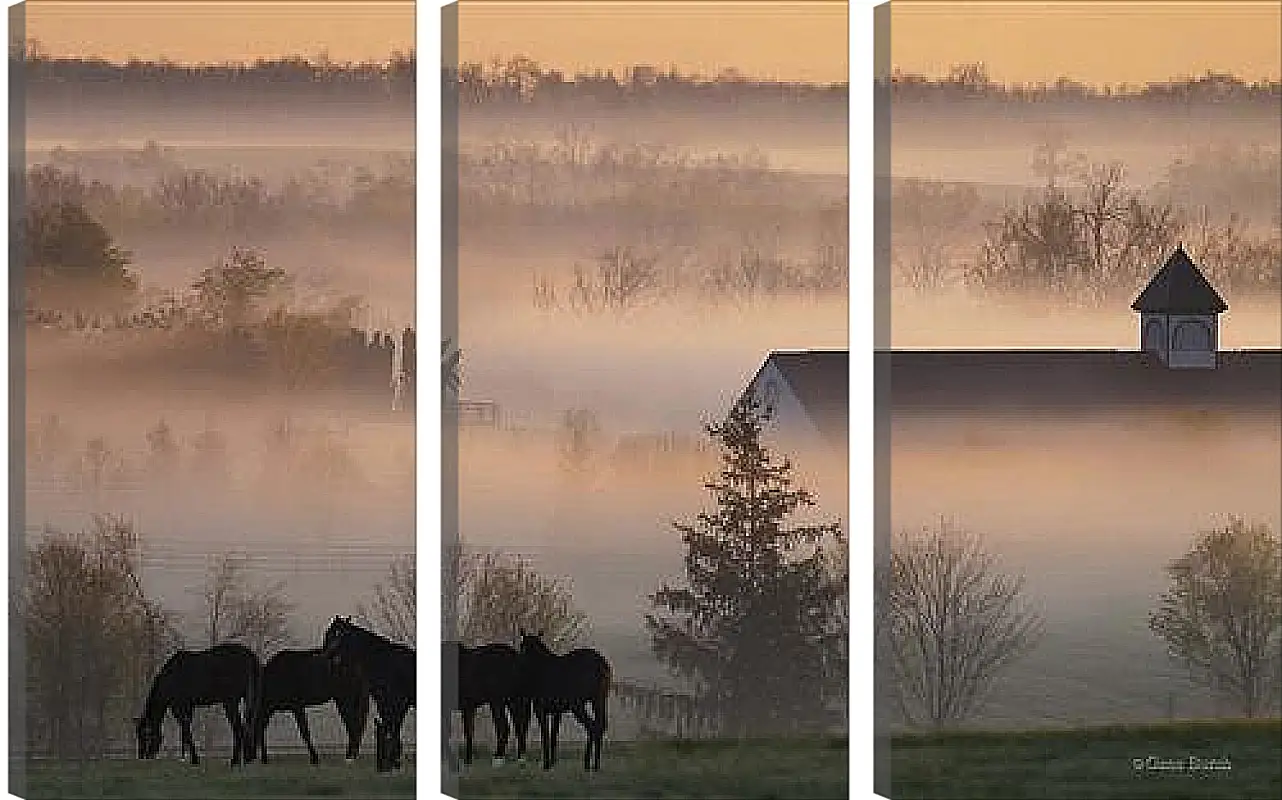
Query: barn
740 349 848 454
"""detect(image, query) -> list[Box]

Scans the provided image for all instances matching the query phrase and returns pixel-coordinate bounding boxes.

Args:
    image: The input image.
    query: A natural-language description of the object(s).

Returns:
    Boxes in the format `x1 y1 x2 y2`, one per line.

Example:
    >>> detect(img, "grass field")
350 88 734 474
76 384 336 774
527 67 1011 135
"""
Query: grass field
18 755 416 799
892 720 1282 800
16 740 848 800
453 738 850 799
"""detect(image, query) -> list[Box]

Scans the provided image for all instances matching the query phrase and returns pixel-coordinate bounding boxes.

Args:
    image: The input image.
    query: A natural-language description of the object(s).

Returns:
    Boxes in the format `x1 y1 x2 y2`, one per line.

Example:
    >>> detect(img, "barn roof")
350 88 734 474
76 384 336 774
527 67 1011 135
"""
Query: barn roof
1132 246 1228 314
749 350 848 446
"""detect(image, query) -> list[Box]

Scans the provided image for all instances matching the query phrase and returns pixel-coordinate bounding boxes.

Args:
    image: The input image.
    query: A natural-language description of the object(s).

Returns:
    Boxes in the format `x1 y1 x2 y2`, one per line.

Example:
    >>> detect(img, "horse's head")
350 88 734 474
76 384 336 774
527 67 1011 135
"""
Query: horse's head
323 616 355 654
135 715 161 759
517 629 552 659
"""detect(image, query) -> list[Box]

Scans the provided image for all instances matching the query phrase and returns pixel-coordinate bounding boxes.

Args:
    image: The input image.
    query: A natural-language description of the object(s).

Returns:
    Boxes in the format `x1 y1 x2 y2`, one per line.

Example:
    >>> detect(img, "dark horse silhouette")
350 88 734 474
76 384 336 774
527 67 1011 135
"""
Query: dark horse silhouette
322 617 415 772
254 648 370 765
517 631 611 771
443 641 531 768
135 643 261 766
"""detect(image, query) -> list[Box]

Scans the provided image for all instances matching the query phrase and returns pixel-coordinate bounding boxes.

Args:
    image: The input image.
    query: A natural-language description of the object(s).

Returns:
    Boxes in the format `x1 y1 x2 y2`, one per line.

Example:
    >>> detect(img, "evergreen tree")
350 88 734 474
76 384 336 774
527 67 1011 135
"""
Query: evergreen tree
646 393 847 735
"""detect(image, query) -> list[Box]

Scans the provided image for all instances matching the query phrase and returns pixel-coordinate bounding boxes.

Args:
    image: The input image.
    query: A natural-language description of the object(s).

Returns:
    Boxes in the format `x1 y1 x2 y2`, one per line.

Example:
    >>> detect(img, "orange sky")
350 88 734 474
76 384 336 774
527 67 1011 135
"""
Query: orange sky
457 1 849 84
21 1 1280 85
892 1 1281 85
22 1 416 64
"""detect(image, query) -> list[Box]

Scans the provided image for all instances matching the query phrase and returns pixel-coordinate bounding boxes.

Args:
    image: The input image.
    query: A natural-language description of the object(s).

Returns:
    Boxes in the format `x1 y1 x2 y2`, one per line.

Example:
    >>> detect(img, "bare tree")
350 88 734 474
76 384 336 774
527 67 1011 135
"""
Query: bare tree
969 154 1178 300
359 553 416 644
892 179 980 290
557 408 602 477
145 417 180 475
192 553 294 754
457 549 589 650
878 518 1044 729
194 553 294 655
566 246 661 314
18 515 181 758
1149 517 1282 719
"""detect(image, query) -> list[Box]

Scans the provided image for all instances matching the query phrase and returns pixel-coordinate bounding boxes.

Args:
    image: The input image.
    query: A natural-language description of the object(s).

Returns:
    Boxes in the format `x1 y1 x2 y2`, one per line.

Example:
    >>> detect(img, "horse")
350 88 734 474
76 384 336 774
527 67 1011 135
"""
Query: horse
135 642 261 767
322 617 415 772
517 631 611 771
443 641 531 768
254 648 370 765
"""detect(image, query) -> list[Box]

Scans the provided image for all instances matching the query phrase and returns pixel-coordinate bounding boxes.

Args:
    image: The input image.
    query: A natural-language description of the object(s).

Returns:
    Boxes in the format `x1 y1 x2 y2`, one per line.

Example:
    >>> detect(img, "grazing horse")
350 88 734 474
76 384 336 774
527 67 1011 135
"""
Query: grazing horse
322 617 415 772
517 631 611 771
254 648 370 765
443 641 531 767
135 643 261 767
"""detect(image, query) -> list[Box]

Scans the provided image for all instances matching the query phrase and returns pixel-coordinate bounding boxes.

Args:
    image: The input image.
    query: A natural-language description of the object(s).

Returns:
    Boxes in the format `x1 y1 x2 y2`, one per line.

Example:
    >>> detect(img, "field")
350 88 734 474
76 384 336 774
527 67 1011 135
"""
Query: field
454 738 849 799
19 755 415 799
892 720 1282 800
16 740 848 799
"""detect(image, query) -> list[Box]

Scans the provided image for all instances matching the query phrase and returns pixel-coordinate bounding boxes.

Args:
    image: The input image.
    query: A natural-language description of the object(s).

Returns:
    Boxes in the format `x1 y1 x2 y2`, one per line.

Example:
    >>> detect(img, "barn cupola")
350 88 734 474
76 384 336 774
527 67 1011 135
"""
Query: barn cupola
1131 246 1228 369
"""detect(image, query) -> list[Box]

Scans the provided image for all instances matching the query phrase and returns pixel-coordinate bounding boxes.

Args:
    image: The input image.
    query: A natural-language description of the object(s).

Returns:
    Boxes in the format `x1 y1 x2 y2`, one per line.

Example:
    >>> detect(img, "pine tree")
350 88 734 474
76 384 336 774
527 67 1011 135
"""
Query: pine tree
646 393 847 736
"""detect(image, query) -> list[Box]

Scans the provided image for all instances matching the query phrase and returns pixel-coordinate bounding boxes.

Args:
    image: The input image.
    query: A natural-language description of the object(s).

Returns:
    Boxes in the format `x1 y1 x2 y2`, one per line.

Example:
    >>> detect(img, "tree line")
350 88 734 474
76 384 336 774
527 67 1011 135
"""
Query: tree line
530 243 848 316
26 413 388 496
16 40 414 92
893 142 1282 299
884 63 1280 106
450 56 848 107
20 157 414 238
19 182 410 393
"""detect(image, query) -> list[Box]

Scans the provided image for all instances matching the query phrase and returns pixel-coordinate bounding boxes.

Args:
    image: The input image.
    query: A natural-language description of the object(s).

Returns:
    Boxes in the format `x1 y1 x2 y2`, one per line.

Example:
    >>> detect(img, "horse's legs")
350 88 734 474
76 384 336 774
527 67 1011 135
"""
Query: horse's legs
289 708 319 765
442 707 457 772
489 701 510 764
222 700 245 766
589 697 605 771
258 708 273 763
509 698 531 763
461 703 477 766
570 703 595 771
176 708 198 766
344 691 370 760
536 709 552 770
390 705 408 770
548 710 564 769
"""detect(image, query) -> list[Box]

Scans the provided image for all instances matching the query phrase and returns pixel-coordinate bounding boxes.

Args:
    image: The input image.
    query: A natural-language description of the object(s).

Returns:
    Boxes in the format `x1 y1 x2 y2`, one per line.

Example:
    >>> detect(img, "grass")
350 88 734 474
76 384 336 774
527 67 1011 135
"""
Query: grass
453 737 850 799
18 754 416 799
891 719 1282 800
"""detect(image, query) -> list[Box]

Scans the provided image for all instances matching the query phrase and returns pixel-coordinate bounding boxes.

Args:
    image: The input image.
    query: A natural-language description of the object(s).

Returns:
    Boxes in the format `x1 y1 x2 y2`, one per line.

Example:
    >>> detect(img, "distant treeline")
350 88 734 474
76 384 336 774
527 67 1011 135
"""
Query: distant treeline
15 41 414 101
449 56 847 107
18 45 1282 110
883 64 1280 107
17 156 413 236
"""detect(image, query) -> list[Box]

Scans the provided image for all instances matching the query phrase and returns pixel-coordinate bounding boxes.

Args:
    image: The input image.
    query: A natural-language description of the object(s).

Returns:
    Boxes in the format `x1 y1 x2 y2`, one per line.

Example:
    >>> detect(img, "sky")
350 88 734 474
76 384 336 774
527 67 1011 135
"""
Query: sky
891 1 1281 85
457 1 849 84
22 1 416 64
20 1 1280 86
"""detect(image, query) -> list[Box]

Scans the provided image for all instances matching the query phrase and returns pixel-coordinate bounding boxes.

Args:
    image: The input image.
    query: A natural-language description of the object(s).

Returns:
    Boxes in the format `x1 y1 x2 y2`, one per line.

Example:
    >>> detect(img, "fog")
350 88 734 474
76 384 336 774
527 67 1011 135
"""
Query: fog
22 102 415 757
889 105 1282 347
456 101 849 690
892 411 1282 726
892 290 1282 350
